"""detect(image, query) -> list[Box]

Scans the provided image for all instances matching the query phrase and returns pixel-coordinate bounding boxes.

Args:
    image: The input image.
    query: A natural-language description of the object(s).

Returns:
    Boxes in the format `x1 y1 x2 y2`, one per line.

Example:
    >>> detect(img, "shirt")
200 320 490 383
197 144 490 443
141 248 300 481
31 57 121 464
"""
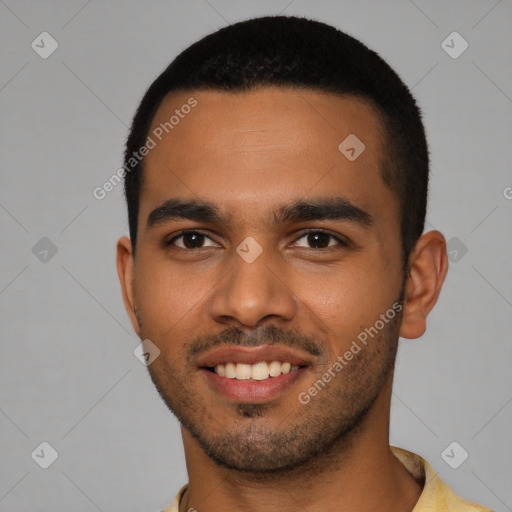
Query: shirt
161 446 493 512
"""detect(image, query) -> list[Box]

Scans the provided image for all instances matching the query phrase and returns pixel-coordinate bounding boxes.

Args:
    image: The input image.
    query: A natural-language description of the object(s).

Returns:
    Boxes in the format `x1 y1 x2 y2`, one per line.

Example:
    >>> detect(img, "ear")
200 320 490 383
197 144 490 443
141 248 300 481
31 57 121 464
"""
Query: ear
116 236 141 337
399 230 449 339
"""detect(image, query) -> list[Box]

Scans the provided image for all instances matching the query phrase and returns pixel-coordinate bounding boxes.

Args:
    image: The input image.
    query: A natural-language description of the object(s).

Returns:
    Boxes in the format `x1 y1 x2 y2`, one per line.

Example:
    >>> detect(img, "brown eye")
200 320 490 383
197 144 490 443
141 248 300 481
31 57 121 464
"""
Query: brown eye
167 231 218 249
294 231 346 249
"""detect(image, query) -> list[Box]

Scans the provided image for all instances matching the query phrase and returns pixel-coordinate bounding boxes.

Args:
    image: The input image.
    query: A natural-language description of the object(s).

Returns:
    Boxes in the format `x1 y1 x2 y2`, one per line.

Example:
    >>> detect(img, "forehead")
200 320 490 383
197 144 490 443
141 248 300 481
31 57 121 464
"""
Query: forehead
140 87 396 229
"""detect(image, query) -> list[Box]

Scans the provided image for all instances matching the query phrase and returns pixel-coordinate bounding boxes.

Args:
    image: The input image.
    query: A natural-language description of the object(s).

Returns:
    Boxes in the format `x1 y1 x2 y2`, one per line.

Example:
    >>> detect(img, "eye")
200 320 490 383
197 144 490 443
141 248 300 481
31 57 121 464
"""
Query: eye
166 230 219 249
293 230 347 249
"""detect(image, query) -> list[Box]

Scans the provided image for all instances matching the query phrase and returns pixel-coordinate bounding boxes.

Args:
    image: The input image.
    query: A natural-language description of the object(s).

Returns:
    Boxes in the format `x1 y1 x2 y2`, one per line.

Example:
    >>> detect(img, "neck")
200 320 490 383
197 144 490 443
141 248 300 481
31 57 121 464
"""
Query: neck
179 375 423 512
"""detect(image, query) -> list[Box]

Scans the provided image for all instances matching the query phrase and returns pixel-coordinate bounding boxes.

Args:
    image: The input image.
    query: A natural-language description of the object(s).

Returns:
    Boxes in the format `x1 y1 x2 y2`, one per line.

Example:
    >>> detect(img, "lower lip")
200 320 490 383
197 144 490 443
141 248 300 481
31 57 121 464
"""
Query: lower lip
200 368 306 403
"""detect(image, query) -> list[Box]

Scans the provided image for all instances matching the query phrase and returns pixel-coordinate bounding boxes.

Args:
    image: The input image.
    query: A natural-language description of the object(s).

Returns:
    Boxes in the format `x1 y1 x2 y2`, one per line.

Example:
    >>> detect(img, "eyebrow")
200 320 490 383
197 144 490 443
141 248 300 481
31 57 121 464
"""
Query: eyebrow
146 197 374 230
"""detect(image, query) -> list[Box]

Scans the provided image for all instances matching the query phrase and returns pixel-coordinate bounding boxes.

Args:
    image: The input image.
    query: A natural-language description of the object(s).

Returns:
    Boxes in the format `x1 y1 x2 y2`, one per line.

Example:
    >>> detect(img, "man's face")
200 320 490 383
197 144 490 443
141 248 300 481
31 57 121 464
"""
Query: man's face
128 88 405 472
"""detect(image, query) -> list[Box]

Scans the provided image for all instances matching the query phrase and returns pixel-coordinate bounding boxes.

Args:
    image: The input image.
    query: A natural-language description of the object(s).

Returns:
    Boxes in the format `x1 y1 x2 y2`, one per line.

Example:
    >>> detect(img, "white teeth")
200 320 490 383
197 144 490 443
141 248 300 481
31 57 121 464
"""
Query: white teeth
225 362 236 379
216 363 225 377
235 363 252 380
251 362 269 380
268 360 282 377
214 361 300 380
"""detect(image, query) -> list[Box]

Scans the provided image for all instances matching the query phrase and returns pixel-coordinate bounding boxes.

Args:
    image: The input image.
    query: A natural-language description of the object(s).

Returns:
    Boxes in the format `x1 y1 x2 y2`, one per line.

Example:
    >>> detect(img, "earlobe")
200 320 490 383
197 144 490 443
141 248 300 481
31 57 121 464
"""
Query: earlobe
399 230 449 339
116 236 141 336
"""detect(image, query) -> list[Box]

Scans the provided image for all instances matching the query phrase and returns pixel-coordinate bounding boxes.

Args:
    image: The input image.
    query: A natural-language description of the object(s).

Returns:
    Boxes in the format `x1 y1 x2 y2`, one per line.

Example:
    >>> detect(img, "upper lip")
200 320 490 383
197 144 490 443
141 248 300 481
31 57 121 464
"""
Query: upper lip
195 345 315 368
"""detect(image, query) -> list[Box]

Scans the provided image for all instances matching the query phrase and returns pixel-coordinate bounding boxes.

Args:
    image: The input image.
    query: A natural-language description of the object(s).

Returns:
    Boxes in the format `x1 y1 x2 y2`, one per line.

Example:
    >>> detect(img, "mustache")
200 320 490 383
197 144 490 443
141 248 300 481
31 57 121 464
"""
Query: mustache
187 324 323 361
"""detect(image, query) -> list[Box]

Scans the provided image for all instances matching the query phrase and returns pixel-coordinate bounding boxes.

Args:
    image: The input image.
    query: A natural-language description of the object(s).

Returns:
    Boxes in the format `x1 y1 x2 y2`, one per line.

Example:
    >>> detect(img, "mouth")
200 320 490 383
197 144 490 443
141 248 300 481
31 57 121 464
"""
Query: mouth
206 361 301 380
196 346 313 403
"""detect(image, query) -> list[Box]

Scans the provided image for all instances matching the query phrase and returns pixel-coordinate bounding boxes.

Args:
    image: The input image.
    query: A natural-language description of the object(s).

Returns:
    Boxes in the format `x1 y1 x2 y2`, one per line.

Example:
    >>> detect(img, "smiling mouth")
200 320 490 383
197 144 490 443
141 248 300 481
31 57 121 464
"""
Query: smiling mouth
204 361 303 381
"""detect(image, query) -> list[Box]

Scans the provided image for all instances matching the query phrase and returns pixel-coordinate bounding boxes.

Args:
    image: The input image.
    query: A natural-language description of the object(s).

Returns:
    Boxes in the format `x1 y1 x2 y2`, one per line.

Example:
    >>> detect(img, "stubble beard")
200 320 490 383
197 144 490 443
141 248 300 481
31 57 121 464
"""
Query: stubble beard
145 311 401 476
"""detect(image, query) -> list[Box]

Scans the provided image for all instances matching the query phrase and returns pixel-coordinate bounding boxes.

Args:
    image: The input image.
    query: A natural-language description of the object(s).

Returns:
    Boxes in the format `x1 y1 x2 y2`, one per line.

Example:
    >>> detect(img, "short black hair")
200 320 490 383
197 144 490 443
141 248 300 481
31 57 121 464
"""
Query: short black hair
124 15 429 268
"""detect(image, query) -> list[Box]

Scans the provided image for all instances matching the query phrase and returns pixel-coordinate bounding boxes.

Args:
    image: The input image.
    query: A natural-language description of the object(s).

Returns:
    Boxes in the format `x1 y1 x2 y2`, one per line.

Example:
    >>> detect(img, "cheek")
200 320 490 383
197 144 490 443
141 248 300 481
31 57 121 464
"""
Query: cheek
133 255 208 339
295 261 399 344
134 266 199 374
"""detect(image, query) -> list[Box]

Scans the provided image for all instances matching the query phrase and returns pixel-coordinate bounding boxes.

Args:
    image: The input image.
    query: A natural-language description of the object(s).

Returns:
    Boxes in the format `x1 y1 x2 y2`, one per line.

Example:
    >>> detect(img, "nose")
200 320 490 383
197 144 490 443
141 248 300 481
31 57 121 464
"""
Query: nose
208 245 298 329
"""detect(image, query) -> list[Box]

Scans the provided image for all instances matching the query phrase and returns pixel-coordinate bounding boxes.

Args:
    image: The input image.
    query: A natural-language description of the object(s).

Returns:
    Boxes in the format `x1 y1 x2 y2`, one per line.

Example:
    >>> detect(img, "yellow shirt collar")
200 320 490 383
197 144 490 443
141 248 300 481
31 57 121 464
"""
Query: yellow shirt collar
162 446 492 512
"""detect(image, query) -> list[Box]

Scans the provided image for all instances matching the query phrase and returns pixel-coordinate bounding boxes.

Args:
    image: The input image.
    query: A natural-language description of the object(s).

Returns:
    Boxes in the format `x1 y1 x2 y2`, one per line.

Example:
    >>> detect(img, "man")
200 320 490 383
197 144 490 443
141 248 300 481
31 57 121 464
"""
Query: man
116 16 492 512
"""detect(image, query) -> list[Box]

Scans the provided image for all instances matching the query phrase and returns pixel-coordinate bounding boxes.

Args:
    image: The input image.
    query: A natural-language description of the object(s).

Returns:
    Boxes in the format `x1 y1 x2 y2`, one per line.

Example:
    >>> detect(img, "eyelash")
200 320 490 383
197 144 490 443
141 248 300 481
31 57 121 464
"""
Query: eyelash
164 229 348 250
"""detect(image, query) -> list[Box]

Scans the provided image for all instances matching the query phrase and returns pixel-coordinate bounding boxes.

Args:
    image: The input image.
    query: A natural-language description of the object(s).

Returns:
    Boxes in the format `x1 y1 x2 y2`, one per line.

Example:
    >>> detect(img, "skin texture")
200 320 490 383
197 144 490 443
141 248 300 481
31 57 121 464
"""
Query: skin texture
117 88 448 512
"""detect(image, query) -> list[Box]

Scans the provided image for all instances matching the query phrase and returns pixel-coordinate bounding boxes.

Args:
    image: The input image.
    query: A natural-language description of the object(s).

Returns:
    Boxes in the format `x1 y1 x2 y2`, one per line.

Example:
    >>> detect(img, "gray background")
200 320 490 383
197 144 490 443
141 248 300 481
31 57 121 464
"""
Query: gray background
1 1 511 511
